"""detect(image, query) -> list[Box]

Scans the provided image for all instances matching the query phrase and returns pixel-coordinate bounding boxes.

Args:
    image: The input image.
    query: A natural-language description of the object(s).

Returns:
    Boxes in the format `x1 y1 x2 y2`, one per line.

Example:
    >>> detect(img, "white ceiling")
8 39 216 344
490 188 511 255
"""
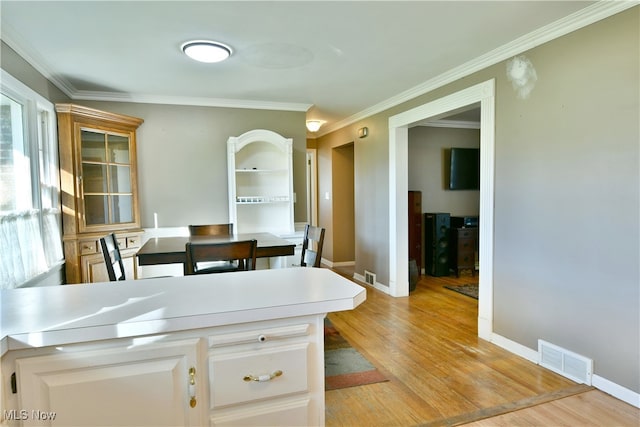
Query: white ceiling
2 1 597 132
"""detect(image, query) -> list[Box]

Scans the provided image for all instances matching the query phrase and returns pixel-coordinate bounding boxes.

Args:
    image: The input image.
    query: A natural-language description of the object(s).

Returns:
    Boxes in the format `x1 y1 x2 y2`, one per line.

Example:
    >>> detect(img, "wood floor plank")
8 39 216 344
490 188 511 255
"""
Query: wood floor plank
325 267 638 426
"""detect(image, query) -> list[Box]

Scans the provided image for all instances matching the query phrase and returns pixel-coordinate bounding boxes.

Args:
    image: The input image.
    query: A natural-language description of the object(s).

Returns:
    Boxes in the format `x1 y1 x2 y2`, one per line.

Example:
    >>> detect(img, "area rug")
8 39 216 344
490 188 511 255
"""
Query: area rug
444 284 479 299
324 319 388 390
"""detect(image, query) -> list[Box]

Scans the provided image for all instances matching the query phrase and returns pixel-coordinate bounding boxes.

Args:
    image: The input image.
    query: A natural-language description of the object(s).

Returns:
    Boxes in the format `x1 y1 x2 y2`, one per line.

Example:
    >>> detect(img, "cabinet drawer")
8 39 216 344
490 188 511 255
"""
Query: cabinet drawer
457 252 475 265
79 240 99 255
115 237 127 249
211 396 310 426
209 343 309 408
457 229 477 239
126 235 141 249
209 324 310 348
458 238 475 252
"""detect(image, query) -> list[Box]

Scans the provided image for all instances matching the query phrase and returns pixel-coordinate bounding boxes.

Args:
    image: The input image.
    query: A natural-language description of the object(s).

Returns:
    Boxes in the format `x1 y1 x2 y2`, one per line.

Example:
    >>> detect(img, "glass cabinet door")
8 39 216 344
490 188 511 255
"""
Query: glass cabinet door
80 129 134 227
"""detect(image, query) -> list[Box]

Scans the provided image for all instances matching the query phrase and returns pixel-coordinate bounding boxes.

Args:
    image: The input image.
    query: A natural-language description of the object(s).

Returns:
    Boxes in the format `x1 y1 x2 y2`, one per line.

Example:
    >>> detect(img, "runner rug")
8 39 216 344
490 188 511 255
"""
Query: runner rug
444 284 479 300
324 318 388 390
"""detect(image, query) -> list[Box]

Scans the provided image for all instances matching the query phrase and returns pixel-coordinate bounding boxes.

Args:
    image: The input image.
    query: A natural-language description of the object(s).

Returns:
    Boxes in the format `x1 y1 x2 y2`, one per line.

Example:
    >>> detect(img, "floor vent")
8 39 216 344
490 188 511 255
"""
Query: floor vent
364 270 376 286
538 340 593 385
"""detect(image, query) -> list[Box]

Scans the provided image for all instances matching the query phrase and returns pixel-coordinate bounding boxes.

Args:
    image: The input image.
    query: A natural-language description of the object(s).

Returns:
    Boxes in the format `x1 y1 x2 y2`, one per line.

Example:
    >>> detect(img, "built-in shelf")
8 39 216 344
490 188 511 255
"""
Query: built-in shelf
228 129 294 235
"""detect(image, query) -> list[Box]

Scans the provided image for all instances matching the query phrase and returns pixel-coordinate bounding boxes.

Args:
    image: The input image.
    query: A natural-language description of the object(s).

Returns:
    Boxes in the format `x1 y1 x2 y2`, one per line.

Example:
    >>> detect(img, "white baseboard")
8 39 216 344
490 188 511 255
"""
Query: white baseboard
592 374 640 408
490 332 640 408
321 259 355 268
352 273 389 294
490 332 539 364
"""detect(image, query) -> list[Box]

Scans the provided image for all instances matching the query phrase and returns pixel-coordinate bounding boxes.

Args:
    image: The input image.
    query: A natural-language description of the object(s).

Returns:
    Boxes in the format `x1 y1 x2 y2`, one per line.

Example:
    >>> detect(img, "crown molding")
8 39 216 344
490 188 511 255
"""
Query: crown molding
2 1 636 119
320 0 638 136
1 22 76 98
417 119 480 130
71 90 312 112
2 20 311 112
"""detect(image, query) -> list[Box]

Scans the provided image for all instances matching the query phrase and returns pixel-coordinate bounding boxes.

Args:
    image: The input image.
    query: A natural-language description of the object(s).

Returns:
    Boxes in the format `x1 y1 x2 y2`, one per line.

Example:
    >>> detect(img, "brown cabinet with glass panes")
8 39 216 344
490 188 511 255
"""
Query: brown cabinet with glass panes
56 104 144 284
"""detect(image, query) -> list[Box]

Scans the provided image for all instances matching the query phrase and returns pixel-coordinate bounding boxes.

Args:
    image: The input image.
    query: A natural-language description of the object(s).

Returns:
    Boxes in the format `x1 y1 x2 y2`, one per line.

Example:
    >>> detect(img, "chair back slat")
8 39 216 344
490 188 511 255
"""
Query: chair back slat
185 239 257 275
100 233 126 281
188 224 233 236
300 225 325 268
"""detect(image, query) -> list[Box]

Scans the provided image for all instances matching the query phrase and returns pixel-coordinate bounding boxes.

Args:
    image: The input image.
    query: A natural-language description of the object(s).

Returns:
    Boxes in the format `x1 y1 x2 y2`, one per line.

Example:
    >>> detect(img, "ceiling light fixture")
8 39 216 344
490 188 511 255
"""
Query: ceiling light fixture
182 40 232 63
306 120 325 132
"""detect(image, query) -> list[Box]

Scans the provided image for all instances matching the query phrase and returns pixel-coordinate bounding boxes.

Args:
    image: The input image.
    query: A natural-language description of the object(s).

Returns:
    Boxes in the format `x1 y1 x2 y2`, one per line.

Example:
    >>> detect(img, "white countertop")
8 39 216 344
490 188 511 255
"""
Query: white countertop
1 268 366 355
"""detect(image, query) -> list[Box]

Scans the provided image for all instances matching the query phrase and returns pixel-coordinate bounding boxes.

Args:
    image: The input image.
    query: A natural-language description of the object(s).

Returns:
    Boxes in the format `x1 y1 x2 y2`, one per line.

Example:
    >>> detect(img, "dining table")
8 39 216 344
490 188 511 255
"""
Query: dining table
136 232 296 274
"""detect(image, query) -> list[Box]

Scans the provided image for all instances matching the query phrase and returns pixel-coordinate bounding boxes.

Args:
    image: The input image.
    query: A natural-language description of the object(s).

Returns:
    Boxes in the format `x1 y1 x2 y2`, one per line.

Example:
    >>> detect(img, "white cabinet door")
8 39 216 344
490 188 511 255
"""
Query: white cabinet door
14 338 206 427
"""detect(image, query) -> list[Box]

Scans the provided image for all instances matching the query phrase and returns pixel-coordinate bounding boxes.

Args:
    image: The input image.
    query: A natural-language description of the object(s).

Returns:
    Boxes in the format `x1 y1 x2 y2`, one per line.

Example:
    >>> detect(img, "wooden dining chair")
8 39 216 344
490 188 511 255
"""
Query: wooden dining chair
188 223 236 271
100 234 173 282
188 223 233 236
100 233 126 281
185 239 257 275
300 224 325 268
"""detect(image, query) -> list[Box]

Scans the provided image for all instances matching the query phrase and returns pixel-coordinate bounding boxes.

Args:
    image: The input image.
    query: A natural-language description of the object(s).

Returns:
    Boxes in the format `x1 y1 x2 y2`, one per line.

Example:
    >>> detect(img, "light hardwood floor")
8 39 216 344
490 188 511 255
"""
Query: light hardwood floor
325 267 639 426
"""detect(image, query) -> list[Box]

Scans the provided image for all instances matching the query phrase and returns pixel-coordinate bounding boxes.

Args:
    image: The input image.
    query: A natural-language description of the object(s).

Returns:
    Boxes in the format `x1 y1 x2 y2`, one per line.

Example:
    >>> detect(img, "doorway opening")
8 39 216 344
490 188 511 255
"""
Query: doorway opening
331 143 355 267
388 79 495 340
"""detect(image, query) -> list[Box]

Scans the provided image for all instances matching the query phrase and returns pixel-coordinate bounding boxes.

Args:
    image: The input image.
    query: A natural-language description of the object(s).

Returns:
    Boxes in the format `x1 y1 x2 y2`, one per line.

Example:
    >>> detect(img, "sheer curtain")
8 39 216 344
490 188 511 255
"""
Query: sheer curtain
0 211 48 289
1 71 63 289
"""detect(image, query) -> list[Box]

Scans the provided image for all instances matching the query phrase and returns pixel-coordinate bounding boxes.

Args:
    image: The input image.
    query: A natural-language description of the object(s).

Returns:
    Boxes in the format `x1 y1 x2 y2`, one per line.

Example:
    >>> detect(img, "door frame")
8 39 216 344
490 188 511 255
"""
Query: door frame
388 79 495 340
306 149 318 226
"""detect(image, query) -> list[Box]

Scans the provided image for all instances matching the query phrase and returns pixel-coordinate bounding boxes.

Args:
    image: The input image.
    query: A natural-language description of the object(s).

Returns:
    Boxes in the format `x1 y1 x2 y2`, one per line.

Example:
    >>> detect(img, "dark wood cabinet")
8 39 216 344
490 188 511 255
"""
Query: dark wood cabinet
451 227 478 277
408 191 422 274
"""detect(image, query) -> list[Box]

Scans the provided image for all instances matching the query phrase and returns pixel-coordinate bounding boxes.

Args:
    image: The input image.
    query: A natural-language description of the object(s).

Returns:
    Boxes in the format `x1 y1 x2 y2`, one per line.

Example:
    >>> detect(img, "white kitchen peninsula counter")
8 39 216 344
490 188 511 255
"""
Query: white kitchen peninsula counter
1 268 365 426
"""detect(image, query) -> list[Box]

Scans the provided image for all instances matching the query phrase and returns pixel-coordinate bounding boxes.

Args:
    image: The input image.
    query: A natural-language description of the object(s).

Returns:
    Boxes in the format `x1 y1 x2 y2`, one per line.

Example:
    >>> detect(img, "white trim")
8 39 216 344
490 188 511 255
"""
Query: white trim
72 91 312 112
416 119 480 129
0 69 53 108
388 79 495 343
1 22 77 98
321 1 636 136
491 332 640 409
353 273 388 294
3 2 633 118
306 150 318 226
318 259 354 268
592 375 640 408
490 333 539 364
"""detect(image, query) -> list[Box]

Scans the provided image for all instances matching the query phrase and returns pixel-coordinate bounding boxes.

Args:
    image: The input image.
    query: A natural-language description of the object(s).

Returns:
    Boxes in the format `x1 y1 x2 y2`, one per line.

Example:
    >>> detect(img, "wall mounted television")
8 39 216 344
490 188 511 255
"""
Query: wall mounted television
449 147 480 190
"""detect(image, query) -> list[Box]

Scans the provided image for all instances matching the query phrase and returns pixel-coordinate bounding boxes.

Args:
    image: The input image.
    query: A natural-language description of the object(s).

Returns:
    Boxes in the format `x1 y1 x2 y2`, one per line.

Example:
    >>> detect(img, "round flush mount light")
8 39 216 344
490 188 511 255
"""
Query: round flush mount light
181 40 232 63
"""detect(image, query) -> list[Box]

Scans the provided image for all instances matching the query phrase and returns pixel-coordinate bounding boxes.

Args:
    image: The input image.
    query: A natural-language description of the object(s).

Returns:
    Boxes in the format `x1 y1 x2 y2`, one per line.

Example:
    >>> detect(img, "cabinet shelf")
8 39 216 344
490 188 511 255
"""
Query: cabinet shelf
235 168 288 174
236 197 290 204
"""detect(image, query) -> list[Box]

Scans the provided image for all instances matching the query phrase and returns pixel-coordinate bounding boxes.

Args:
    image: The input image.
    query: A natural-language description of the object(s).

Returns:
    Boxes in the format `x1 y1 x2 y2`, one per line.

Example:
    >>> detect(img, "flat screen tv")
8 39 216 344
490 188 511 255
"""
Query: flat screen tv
449 148 480 190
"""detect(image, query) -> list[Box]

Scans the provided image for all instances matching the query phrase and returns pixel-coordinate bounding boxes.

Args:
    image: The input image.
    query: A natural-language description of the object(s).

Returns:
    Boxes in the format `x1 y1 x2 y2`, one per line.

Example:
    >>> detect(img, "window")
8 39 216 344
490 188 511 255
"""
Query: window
0 70 63 288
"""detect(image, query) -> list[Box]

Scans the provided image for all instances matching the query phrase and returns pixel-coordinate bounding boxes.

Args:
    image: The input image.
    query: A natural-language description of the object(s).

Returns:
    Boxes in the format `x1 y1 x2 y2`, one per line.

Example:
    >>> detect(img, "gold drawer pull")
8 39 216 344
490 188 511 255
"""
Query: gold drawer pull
189 367 197 408
243 370 283 382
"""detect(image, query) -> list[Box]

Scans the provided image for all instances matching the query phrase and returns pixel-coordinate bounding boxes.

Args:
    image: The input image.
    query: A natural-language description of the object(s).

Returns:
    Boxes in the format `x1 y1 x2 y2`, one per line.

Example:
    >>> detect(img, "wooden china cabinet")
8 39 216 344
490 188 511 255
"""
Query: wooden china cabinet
56 104 144 284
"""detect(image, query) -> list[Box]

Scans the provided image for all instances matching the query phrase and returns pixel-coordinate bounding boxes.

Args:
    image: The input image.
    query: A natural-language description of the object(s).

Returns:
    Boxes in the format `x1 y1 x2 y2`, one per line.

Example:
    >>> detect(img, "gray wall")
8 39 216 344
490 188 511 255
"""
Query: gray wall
319 8 639 393
408 126 480 216
492 8 639 393
78 101 308 228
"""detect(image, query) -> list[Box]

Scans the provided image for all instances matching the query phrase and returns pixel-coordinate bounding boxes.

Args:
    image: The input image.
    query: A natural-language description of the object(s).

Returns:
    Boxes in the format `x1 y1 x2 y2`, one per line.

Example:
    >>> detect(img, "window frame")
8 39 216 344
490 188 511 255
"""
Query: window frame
1 69 64 288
